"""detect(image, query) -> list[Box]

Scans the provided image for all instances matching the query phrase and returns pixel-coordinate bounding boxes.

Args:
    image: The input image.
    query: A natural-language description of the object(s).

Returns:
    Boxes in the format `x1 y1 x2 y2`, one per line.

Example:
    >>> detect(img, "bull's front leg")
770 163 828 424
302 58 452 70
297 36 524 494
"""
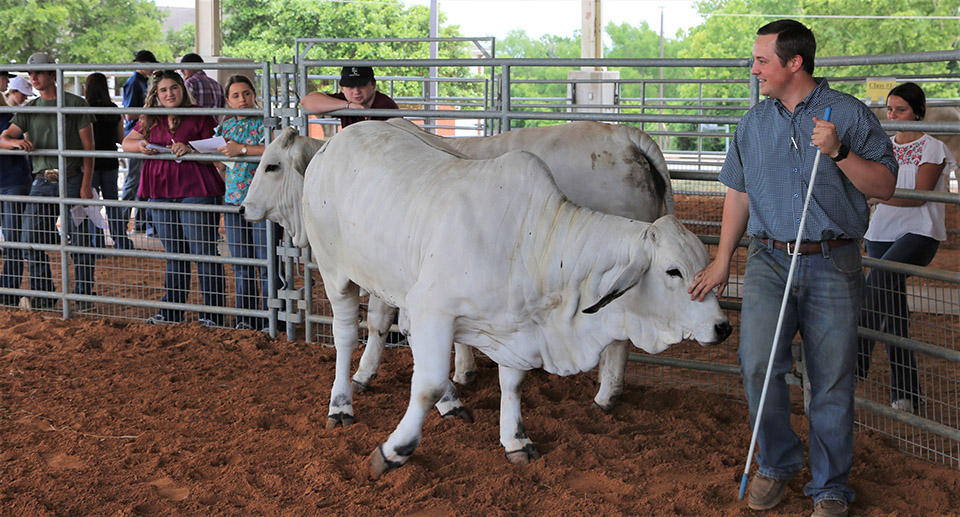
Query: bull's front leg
452 342 478 386
353 296 397 392
327 282 362 429
369 313 454 480
499 365 540 464
593 340 629 412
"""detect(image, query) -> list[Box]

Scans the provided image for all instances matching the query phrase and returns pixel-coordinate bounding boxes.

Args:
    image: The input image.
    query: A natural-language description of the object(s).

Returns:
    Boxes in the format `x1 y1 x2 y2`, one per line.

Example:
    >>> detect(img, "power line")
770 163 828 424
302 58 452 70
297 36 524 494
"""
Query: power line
709 13 960 21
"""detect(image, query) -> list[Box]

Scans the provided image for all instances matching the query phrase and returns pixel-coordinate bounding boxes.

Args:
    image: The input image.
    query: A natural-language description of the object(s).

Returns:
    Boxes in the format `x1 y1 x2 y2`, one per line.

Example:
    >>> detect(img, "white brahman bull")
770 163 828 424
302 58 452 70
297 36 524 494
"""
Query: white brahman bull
246 121 731 478
356 119 675 413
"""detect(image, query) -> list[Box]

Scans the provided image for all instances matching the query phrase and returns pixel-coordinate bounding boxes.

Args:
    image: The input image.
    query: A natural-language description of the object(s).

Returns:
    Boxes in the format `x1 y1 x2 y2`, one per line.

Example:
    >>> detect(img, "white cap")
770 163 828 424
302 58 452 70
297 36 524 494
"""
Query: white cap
8 76 34 96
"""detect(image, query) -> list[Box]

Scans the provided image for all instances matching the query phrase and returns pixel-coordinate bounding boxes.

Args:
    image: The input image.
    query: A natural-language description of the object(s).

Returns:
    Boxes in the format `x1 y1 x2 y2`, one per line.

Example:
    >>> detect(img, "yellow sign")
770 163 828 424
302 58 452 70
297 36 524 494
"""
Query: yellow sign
866 78 897 105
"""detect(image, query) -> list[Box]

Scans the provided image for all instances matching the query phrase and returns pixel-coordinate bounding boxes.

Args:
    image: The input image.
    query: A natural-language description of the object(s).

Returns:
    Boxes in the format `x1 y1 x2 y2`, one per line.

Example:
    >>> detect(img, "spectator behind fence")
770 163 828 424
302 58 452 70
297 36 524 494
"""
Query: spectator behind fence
121 70 226 326
6 76 34 107
0 70 12 104
0 52 99 311
85 72 134 250
214 75 282 331
686 20 897 517
0 77 34 307
123 49 157 237
857 82 957 414
299 66 399 128
180 53 224 109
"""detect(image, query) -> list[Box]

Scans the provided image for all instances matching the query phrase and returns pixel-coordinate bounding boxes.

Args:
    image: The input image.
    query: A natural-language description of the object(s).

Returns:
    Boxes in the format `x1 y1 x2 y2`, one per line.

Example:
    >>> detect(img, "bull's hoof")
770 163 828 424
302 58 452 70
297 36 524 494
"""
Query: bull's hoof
368 445 404 480
592 393 621 413
352 378 371 393
453 369 478 386
505 444 541 464
325 412 356 429
440 406 474 423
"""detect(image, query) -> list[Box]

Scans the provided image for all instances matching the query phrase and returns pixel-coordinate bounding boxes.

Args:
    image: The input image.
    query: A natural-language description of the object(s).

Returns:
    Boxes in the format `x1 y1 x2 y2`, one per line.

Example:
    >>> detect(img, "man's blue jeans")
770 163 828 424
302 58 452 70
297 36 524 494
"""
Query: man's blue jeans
740 238 862 505
224 210 281 329
150 196 225 324
0 183 30 304
22 174 97 295
858 234 939 405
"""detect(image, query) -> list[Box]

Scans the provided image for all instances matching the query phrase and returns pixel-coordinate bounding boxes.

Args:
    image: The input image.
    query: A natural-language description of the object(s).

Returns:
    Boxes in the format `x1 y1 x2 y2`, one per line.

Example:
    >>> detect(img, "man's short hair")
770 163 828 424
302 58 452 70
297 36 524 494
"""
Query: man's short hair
180 53 204 64
134 50 158 63
340 66 375 87
757 19 816 76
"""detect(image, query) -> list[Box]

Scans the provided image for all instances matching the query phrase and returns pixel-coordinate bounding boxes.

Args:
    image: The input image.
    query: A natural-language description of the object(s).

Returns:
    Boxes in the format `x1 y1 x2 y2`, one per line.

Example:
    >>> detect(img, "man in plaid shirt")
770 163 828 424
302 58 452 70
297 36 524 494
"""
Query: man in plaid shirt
180 53 224 108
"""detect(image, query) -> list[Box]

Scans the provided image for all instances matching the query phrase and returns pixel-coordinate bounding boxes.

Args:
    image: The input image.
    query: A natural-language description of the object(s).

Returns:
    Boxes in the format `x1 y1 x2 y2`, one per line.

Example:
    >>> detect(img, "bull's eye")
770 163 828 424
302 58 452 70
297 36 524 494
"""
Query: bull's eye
667 268 682 278
265 164 280 172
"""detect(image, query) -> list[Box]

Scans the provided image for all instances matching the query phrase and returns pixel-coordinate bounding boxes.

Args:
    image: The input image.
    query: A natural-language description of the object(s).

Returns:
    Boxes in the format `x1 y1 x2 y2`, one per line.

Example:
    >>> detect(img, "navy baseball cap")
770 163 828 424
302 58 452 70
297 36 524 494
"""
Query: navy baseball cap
340 66 375 87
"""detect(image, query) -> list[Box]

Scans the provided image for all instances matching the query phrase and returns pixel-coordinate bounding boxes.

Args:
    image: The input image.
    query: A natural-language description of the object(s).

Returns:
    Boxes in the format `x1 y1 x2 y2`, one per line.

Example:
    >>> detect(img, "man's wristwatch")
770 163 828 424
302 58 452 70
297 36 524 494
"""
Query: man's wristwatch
831 143 849 162
241 146 248 155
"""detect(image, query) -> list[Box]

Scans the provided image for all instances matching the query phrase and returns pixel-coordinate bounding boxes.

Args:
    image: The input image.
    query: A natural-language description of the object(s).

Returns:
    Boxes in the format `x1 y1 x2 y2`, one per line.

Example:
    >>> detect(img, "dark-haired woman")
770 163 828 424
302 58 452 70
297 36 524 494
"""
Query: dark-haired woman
858 82 957 413
215 75 280 331
122 70 226 326
84 72 134 250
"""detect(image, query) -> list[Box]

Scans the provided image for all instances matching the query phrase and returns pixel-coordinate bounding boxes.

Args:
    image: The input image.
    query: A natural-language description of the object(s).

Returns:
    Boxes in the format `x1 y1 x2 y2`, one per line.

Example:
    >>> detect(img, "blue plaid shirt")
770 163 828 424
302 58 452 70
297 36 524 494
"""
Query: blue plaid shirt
720 79 897 242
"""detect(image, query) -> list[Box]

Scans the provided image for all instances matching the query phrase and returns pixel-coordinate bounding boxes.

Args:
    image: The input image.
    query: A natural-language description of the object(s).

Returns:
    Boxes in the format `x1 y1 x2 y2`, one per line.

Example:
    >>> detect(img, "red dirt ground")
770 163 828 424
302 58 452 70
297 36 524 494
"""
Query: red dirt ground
1 310 958 516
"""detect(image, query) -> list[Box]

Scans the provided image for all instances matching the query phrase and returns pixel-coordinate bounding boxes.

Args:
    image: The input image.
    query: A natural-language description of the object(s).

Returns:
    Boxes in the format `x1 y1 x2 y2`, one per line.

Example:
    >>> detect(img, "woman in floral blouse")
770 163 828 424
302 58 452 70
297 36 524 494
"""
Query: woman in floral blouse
216 75 281 331
857 82 957 413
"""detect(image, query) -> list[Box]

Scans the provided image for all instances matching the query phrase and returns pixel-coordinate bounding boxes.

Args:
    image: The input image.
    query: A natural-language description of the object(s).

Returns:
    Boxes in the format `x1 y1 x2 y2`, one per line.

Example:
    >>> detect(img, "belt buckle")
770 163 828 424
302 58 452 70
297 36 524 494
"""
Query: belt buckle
42 169 60 182
786 241 800 256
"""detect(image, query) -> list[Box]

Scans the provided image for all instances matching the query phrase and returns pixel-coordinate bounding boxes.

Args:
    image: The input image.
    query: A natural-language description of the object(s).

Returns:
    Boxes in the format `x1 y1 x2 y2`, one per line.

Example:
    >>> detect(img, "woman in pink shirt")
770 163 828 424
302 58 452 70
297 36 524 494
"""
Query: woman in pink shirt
122 70 225 326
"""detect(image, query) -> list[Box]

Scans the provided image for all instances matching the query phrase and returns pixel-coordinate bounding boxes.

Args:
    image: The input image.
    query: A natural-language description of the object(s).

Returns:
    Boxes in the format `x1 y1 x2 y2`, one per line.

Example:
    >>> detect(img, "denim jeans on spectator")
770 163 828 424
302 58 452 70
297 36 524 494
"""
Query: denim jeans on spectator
150 196 225 324
858 234 939 406
92 168 134 249
0 183 30 304
22 174 97 295
739 239 862 506
224 209 281 330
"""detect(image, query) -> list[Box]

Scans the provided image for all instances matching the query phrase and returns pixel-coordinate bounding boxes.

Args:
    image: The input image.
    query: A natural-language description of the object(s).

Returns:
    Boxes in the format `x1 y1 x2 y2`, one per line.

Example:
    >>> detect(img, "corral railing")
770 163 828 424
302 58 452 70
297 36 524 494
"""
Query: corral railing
1 48 958 469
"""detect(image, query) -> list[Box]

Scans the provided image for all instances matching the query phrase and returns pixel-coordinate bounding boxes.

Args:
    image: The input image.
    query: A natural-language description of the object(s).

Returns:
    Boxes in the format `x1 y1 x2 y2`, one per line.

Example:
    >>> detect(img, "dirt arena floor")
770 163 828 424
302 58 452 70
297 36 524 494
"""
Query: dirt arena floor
1 309 959 516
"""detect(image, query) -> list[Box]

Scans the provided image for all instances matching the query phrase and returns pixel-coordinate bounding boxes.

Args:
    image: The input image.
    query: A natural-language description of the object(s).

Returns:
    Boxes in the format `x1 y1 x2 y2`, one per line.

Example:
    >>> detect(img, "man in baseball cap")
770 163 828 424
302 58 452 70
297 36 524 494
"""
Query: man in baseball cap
300 66 399 129
26 52 56 65
0 71 13 96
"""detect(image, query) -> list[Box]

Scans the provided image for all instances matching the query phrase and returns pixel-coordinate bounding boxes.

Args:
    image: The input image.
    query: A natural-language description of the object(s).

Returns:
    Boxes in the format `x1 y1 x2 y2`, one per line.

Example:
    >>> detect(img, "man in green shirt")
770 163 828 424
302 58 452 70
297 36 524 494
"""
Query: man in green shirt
0 52 97 309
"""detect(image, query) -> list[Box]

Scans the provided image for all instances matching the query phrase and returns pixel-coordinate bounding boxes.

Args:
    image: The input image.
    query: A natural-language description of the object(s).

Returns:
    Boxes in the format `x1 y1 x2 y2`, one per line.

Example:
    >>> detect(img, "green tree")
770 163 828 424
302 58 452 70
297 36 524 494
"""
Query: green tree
0 0 176 64
165 23 196 60
221 0 482 100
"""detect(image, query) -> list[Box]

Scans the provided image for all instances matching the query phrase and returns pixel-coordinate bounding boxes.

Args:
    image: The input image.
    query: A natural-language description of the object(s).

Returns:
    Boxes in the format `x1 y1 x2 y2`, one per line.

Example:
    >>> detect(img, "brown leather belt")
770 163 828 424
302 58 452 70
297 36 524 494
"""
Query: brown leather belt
755 237 855 255
36 169 80 182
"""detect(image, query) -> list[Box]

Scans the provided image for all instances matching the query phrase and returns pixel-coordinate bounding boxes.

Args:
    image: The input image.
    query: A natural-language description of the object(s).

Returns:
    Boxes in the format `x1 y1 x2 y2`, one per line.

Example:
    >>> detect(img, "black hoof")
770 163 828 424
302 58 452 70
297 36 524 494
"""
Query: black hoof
352 379 370 393
325 412 356 429
369 444 404 480
505 443 541 464
440 406 474 423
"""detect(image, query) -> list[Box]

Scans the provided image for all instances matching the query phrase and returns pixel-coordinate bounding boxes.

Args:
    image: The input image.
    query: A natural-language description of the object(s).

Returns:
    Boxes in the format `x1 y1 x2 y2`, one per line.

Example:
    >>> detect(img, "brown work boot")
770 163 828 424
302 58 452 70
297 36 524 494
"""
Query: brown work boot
811 499 848 517
747 474 791 510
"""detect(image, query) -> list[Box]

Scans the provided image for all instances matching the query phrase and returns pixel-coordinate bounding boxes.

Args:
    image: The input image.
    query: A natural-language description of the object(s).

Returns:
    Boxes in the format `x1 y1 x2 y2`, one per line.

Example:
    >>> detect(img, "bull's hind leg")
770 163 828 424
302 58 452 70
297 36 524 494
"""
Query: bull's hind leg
369 313 455 479
452 342 478 386
499 366 540 464
353 296 397 392
326 280 362 428
435 379 473 422
593 340 629 412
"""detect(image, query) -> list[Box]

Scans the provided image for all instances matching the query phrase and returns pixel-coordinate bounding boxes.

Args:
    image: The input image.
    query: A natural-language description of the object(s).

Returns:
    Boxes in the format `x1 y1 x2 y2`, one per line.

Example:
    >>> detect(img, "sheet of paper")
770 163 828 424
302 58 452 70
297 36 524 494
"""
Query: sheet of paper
70 204 108 230
144 143 181 163
189 136 227 154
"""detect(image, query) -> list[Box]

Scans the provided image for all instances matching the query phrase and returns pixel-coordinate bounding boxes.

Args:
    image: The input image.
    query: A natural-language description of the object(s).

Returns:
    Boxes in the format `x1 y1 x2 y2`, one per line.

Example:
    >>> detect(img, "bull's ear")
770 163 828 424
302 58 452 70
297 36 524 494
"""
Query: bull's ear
582 234 651 314
582 286 631 314
279 126 299 149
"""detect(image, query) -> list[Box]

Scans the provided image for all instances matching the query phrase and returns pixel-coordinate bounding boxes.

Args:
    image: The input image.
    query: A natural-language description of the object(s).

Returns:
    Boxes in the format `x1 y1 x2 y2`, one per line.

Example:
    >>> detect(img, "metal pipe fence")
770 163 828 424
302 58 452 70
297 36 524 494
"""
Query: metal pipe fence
1 49 958 470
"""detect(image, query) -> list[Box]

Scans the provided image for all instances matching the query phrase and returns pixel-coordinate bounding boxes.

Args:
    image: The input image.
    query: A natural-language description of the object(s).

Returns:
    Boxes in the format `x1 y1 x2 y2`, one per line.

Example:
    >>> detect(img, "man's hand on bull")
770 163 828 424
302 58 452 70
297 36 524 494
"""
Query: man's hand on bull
688 259 730 302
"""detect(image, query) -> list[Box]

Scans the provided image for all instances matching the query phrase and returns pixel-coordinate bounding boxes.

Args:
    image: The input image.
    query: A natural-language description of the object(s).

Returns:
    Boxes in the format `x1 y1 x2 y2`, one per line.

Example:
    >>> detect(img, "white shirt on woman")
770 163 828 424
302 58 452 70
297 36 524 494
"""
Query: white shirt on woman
865 133 956 242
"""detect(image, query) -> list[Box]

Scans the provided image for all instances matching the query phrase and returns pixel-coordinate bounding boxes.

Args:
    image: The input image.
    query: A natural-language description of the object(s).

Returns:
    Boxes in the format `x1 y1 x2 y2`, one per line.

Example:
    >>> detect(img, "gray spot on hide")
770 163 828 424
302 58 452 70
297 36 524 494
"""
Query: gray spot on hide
624 147 666 202
514 422 528 440
331 393 351 407
395 440 419 457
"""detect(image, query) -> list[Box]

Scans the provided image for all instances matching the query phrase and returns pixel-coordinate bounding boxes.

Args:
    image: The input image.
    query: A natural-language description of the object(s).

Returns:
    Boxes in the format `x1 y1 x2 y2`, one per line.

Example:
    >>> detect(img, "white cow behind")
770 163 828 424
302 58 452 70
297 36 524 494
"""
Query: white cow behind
245 121 731 478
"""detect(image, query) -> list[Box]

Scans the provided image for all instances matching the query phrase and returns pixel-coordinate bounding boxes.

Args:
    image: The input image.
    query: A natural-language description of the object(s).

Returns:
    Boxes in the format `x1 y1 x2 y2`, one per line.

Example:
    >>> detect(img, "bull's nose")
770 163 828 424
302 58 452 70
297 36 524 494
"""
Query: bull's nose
715 321 733 343
238 205 245 215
